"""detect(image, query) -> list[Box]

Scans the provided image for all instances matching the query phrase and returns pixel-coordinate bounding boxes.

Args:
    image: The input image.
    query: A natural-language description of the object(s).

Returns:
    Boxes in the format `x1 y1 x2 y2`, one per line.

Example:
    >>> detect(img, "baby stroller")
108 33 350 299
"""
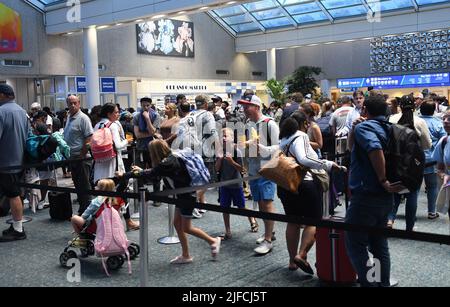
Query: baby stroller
59 198 140 273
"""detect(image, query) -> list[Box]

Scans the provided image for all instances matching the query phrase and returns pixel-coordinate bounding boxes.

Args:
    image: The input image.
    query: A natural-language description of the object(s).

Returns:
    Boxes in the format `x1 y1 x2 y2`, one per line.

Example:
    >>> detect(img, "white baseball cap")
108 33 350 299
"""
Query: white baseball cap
238 95 262 108
30 102 41 110
413 92 424 99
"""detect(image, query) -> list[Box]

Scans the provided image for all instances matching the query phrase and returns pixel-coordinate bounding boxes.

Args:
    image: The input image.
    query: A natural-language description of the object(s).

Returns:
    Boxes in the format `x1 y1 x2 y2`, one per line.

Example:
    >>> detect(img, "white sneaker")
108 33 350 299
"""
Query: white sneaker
256 232 276 244
37 201 44 210
198 209 207 214
254 240 273 255
192 209 203 219
23 199 30 205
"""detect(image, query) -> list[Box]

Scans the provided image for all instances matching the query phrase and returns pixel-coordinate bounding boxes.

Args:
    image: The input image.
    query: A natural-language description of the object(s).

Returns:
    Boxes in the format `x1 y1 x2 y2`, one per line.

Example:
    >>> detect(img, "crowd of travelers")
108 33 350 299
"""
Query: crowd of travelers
1 82 449 286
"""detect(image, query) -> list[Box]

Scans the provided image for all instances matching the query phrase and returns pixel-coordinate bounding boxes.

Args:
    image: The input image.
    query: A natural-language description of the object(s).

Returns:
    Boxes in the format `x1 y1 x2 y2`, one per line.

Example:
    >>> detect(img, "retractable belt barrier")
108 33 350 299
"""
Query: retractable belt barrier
0 148 137 172
16 183 139 200
13 168 450 247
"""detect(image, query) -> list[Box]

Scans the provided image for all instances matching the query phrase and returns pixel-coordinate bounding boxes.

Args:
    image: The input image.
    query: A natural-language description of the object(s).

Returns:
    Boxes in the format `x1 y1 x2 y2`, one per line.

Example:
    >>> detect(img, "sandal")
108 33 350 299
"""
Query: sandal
250 221 259 233
219 233 232 241
293 258 314 275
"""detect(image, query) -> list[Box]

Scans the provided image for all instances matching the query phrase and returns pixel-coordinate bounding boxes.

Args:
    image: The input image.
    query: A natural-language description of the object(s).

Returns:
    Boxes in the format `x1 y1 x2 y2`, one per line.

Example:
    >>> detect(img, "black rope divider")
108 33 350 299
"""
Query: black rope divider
0 148 138 172
148 194 450 246
152 175 262 197
17 182 139 199
15 175 450 246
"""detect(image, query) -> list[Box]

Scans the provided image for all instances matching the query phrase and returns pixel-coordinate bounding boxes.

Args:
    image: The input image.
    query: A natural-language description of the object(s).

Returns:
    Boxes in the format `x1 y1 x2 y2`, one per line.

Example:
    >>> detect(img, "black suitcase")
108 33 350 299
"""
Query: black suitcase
49 191 72 221
0 195 10 217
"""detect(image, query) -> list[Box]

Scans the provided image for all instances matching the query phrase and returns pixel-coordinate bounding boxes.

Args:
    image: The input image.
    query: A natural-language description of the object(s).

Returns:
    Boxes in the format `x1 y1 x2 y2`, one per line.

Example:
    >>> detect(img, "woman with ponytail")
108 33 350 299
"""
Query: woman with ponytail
387 94 432 231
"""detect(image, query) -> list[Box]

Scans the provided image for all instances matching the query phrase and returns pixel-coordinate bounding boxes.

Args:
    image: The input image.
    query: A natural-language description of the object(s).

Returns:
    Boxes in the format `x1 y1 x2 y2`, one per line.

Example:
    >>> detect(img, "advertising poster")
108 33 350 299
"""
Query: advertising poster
0 3 23 53
137 19 194 58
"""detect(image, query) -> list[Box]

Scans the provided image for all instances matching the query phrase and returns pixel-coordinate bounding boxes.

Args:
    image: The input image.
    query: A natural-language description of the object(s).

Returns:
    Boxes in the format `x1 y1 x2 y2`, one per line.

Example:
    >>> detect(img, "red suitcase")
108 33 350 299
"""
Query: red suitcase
315 217 357 284
316 184 356 284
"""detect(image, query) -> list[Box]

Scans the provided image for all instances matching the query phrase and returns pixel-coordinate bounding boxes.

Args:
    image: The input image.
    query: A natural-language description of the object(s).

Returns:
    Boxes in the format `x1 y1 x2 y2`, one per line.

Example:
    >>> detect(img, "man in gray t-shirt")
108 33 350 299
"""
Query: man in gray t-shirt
0 84 29 242
64 95 94 215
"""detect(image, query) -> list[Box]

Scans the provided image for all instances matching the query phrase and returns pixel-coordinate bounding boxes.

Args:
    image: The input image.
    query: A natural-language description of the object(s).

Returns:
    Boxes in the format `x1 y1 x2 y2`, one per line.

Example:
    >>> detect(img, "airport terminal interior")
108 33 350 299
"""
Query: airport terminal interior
1 0 450 288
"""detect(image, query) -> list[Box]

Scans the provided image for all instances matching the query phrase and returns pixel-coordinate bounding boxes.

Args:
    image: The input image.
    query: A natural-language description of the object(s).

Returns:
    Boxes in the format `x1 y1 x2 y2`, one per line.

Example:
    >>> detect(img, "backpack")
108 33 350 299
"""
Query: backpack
25 134 58 163
91 122 117 162
179 110 208 154
94 200 131 276
174 148 211 186
380 121 425 191
317 114 332 138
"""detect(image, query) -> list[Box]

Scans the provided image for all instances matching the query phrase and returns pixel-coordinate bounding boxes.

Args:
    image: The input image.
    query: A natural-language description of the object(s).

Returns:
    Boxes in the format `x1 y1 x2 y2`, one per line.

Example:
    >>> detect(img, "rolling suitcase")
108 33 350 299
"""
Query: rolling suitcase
49 191 72 221
49 167 72 221
0 195 10 217
315 178 357 285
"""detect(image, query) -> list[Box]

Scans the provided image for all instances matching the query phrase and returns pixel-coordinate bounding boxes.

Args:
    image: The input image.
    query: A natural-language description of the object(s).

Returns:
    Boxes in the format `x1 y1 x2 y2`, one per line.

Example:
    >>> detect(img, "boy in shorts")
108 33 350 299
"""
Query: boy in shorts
216 128 256 239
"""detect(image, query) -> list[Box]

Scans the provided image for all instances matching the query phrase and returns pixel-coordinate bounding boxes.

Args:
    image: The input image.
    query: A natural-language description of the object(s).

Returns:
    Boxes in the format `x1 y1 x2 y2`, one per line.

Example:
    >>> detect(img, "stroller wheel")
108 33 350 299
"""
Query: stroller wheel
119 256 125 267
59 252 69 267
67 250 78 259
128 245 138 260
130 243 140 256
106 256 122 271
80 248 89 258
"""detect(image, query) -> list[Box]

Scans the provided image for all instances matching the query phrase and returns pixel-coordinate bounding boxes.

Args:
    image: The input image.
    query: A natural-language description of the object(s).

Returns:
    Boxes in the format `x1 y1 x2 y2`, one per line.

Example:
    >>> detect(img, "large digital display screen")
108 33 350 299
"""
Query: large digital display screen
337 73 450 89
370 30 450 73
0 3 23 53
137 19 194 58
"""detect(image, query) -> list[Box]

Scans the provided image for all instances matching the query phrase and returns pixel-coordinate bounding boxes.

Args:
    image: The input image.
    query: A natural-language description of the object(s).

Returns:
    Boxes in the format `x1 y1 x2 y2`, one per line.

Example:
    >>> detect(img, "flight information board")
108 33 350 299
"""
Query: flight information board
337 73 449 89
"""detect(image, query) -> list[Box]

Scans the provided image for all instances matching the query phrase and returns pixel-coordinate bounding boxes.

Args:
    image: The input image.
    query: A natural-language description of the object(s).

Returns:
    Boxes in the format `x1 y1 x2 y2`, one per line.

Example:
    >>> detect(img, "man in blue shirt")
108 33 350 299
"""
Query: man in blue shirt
0 84 29 242
345 94 403 287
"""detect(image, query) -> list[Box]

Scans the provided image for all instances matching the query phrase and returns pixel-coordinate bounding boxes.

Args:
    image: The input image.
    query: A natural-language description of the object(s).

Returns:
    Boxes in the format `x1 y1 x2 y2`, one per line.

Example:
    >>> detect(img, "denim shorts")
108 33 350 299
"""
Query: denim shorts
219 187 246 209
249 178 276 202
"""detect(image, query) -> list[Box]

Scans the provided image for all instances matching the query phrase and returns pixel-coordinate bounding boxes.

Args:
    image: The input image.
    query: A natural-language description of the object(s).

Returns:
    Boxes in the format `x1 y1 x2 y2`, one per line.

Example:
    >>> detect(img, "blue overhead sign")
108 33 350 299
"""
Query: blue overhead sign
100 77 116 93
76 77 86 93
337 73 450 89
74 77 116 93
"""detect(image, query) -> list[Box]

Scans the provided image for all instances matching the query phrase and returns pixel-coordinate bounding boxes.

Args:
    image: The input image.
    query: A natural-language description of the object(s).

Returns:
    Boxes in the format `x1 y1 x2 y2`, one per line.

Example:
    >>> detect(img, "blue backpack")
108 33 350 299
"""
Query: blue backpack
316 114 332 138
26 134 58 163
174 149 210 186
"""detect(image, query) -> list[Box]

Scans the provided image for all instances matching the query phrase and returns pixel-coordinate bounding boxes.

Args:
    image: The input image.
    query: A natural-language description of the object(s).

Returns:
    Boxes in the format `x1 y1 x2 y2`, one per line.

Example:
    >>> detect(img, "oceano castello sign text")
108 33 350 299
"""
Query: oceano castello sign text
165 84 208 91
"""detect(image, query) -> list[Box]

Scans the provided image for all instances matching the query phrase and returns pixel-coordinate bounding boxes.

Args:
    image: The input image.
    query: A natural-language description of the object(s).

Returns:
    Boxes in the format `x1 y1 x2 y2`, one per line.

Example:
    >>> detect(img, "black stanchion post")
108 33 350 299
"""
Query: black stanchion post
139 187 149 287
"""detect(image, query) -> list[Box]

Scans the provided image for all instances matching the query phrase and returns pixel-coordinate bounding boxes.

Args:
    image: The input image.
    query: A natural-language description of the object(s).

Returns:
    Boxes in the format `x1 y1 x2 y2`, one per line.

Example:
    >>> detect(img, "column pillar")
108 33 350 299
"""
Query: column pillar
83 26 100 109
266 48 276 80
320 79 331 98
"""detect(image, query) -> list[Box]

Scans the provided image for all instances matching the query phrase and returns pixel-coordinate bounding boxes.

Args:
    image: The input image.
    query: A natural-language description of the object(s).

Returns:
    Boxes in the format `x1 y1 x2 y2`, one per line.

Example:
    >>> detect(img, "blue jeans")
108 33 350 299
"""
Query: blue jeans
389 189 419 231
423 173 438 214
345 193 393 287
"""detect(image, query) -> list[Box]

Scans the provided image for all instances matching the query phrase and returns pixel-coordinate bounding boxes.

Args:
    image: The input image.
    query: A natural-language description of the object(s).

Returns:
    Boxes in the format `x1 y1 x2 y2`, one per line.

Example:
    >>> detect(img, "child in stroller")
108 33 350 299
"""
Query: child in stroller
60 179 140 272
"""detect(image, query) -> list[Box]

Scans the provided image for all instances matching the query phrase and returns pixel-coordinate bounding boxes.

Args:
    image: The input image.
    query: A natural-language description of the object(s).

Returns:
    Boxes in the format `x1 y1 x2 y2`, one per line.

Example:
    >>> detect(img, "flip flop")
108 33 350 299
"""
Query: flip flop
219 233 232 241
293 258 314 275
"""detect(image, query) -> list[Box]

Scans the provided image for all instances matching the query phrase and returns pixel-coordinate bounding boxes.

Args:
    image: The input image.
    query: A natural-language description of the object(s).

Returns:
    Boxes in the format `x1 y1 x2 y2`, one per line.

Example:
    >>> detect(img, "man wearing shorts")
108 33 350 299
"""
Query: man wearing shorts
239 95 279 255
0 84 30 242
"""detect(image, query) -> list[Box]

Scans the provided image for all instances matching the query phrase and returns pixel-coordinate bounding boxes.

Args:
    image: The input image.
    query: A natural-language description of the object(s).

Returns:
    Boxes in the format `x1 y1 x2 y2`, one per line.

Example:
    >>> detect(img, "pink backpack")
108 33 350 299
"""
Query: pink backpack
91 122 117 162
94 200 131 276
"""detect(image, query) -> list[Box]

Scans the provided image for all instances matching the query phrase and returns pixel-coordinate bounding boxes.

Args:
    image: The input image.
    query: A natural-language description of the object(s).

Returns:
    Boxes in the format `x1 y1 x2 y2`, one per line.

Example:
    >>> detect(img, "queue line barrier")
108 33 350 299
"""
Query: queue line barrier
10 174 450 287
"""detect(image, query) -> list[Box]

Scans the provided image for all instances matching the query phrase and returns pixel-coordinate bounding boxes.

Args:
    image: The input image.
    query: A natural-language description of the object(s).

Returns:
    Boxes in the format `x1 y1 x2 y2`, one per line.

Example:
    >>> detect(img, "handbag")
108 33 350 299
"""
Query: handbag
309 169 330 192
259 137 305 194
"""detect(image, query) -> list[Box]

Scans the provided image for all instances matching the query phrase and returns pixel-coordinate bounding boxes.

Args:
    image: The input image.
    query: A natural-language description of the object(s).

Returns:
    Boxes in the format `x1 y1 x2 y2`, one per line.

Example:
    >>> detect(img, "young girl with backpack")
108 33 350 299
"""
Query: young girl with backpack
116 139 221 264
71 179 124 234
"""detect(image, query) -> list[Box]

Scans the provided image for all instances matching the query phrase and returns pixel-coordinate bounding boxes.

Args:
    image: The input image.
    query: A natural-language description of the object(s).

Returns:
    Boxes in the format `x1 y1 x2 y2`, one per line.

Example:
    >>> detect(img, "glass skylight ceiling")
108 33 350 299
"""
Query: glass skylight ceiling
211 0 450 36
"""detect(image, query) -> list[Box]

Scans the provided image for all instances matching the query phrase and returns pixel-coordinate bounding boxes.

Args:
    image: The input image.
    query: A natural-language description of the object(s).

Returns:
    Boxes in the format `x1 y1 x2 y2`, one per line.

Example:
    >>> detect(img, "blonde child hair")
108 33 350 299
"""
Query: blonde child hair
96 179 118 206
